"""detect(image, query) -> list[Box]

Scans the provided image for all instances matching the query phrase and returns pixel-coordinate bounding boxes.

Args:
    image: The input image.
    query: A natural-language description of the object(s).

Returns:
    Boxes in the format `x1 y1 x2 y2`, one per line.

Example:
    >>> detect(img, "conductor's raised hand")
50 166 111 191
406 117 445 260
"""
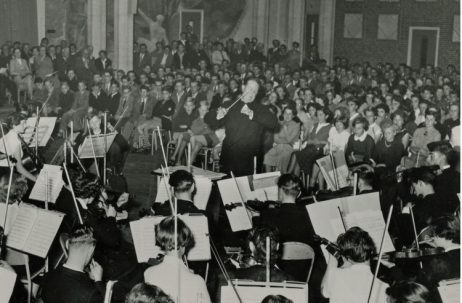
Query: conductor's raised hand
216 107 228 120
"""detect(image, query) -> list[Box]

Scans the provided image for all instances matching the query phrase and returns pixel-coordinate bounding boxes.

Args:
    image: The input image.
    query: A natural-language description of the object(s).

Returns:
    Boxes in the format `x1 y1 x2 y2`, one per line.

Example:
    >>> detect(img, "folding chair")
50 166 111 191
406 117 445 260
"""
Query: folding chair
279 242 315 283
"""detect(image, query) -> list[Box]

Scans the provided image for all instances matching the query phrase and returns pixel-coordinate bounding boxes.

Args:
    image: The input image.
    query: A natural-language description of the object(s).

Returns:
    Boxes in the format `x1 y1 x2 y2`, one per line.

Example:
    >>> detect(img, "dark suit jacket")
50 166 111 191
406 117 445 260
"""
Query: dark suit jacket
153 199 202 216
436 167 460 198
178 39 191 52
133 52 151 72
230 51 248 65
72 56 96 85
94 57 112 72
42 266 105 303
173 52 187 70
88 91 110 113
204 100 278 176
185 50 209 68
417 249 460 290
248 50 266 63
54 55 71 80
189 91 208 107
130 95 155 121
153 53 173 70
108 92 121 116
59 91 75 112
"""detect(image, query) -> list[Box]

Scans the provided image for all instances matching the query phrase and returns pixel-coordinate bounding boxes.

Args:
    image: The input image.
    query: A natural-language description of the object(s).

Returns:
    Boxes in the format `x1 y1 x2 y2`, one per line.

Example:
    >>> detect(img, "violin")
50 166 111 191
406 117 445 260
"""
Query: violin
223 200 281 212
313 234 344 267
314 188 353 202
227 252 259 269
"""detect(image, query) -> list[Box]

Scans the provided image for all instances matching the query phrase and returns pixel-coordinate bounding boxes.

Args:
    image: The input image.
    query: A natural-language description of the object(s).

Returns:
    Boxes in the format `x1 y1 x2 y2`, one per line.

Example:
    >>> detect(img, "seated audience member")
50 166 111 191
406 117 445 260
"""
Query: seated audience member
136 86 175 150
264 106 300 174
54 81 75 126
288 107 333 177
153 169 202 216
74 114 129 174
427 141 460 197
350 165 376 195
60 80 90 133
345 116 375 165
114 86 135 137
170 96 198 139
375 103 392 128
144 216 212 303
391 109 411 151
88 82 110 114
406 167 458 233
31 77 45 103
371 122 404 173
126 85 155 149
321 227 388 303
125 283 174 303
364 106 382 144
9 47 33 99
107 81 122 117
443 102 460 139
42 78 60 116
34 45 53 81
41 225 105 303
261 295 294 303
405 110 441 168
385 282 431 303
233 224 294 282
346 97 361 130
294 98 312 140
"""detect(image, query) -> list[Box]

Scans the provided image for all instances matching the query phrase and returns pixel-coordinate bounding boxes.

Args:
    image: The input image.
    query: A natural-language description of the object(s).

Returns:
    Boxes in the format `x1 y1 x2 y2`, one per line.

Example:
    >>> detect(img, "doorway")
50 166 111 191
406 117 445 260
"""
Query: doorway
305 14 319 58
407 27 440 69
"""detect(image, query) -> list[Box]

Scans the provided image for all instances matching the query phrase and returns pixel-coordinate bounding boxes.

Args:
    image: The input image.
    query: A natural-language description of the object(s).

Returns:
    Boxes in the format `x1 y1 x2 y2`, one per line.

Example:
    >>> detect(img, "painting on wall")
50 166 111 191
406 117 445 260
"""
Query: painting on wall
135 0 246 52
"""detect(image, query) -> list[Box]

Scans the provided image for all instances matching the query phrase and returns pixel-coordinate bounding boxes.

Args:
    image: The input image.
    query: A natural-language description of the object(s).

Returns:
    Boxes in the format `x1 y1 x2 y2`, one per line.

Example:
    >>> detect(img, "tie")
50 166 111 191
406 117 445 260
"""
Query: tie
140 99 145 114
123 98 127 108
139 54 144 66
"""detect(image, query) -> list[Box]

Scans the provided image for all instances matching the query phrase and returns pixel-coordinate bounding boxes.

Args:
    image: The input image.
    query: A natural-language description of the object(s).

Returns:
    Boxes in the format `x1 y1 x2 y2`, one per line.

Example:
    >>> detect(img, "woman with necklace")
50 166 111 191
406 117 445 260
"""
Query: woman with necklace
371 122 404 173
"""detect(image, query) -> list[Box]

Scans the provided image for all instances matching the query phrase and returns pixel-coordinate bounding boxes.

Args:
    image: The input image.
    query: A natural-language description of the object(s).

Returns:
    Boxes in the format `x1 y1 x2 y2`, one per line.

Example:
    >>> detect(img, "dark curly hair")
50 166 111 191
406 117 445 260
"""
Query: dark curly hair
429 213 460 244
337 226 375 262
248 224 281 266
73 172 103 199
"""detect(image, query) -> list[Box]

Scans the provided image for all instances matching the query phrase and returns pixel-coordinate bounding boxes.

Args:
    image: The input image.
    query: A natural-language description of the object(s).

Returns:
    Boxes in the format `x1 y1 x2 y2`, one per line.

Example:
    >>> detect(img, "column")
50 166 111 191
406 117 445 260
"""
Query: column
87 0 107 52
318 0 336 65
37 0 46 43
114 0 136 71
255 0 270 47
288 0 306 64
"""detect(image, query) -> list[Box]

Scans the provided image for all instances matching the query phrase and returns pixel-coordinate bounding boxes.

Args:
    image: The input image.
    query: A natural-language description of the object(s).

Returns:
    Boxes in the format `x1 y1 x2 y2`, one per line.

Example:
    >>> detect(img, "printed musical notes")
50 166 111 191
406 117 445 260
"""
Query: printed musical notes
217 179 252 232
29 164 65 203
130 218 159 263
0 265 16 303
438 281 460 303
6 203 64 258
78 133 116 159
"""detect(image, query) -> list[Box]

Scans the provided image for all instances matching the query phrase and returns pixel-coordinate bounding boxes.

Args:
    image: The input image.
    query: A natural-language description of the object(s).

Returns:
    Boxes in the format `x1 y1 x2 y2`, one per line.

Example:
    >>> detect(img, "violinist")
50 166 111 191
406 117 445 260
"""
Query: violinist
0 113 37 182
427 141 460 198
143 216 212 303
407 167 458 233
351 164 376 195
152 170 202 216
232 224 294 282
73 113 129 174
321 227 388 303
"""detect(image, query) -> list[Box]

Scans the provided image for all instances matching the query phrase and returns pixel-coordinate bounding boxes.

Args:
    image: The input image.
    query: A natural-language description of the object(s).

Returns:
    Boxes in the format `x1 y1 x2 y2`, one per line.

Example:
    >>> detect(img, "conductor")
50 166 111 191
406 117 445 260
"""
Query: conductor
205 79 278 177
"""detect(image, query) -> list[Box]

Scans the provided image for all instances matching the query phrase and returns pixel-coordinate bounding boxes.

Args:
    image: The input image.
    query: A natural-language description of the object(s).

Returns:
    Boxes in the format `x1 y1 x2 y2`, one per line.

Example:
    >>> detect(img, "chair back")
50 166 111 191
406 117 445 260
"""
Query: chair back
279 242 315 283
59 233 70 259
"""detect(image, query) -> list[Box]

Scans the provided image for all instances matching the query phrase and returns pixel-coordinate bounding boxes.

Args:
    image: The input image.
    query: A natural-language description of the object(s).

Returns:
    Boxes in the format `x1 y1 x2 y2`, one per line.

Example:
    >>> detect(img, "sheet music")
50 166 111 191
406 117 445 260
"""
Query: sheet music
23 210 64 258
354 210 395 254
0 265 17 303
23 117 57 147
152 165 226 180
317 152 349 190
235 176 256 202
183 215 210 261
217 179 252 232
0 203 18 235
193 177 213 210
6 204 37 250
438 283 460 303
155 177 171 204
252 172 280 190
79 133 116 159
130 218 159 263
29 164 65 203
221 283 308 303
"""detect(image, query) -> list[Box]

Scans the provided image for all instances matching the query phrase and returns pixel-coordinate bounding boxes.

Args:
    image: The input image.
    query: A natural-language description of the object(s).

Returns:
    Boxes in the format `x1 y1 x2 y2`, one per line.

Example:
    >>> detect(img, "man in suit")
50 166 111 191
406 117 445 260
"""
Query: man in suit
267 39 280 63
43 78 60 116
107 82 122 117
63 80 90 132
133 43 151 75
88 83 110 114
72 47 96 88
229 78 241 100
94 50 112 73
55 47 72 81
188 80 207 107
283 72 297 99
172 80 188 117
101 70 116 95
153 45 173 71
185 42 209 69
185 25 198 45
428 141 460 198
150 42 163 66
41 225 105 303
229 42 247 68
114 86 135 138
57 82 76 135
121 85 155 145
178 32 191 52
204 79 278 177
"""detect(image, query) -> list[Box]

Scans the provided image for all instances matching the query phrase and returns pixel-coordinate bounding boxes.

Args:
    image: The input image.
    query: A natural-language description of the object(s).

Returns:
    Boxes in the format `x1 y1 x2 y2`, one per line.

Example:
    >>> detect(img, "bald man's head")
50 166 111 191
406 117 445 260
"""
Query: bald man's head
242 79 259 103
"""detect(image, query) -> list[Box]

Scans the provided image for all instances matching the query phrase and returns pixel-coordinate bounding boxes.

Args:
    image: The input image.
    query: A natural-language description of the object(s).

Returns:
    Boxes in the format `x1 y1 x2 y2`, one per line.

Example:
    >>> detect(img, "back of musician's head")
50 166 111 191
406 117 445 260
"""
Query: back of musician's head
429 213 460 244
6 112 26 129
68 224 96 249
125 283 173 303
261 295 294 303
277 174 301 197
428 141 458 167
385 282 431 303
155 216 193 251
73 172 102 199
248 224 280 265
408 167 436 187
337 226 375 263
351 165 375 187
169 170 195 194
61 163 84 186
0 173 27 204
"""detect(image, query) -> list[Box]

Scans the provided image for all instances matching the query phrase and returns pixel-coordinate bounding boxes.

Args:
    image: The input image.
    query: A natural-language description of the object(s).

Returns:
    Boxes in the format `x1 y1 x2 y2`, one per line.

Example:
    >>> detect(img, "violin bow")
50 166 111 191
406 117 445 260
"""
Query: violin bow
160 165 174 213
0 123 13 239
329 139 339 190
86 120 101 178
266 236 270 284
103 111 108 185
66 141 86 172
367 204 393 303
63 164 83 224
113 106 129 130
410 206 423 269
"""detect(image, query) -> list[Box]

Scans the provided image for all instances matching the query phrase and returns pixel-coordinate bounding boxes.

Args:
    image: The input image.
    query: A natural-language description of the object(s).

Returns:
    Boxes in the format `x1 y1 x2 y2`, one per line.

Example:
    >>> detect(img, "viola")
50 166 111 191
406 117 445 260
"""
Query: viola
227 252 259 269
223 200 281 212
313 234 344 267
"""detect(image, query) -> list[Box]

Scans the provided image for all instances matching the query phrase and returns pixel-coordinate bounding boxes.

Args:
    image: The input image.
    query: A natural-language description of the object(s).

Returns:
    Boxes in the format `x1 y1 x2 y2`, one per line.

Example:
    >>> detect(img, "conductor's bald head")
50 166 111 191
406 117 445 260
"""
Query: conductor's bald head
242 79 259 103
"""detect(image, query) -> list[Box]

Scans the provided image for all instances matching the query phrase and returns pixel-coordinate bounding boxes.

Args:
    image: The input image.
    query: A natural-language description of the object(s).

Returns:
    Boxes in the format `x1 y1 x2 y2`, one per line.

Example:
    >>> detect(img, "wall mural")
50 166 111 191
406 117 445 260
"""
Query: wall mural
135 0 246 51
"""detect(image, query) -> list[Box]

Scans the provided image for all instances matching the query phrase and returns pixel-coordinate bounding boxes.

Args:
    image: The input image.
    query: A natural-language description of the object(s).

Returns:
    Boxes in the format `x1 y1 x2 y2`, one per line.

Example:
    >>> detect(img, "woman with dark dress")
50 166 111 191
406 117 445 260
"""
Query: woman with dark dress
345 116 375 165
371 122 404 176
287 107 333 176
391 110 410 151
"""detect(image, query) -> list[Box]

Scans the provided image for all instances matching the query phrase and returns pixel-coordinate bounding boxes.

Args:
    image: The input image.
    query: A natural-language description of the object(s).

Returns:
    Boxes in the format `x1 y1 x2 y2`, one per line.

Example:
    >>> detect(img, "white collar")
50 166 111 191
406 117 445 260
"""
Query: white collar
445 246 460 252
76 198 88 210
443 165 451 170
354 132 368 141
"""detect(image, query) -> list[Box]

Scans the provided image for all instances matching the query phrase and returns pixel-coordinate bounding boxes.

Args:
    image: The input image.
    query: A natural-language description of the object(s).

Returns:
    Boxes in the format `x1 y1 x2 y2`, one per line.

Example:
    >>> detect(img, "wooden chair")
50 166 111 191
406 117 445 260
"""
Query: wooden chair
279 242 315 283
17 82 28 104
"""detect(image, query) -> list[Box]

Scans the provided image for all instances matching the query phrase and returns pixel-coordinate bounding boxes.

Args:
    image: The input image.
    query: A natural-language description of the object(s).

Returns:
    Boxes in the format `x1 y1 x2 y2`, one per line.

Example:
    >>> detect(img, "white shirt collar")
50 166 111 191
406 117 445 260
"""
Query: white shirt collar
76 198 88 210
443 165 451 170
354 132 368 141
445 246 460 252
315 123 330 133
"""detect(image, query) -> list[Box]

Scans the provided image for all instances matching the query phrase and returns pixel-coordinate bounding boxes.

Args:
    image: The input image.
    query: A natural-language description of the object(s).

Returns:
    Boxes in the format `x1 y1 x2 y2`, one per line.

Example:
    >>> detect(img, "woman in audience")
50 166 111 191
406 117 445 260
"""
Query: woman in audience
385 282 431 303
364 106 382 144
333 106 349 120
268 91 282 116
375 103 391 128
345 116 375 165
295 98 312 140
264 106 300 173
391 110 411 151
371 122 404 173
125 283 174 303
287 107 332 177
0 113 37 182
144 216 212 303
275 85 290 107
303 88 315 106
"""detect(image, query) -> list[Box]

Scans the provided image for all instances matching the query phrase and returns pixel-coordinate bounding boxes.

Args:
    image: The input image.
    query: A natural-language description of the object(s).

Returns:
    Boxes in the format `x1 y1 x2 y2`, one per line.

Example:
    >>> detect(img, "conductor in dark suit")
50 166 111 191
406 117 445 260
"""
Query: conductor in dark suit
204 79 278 177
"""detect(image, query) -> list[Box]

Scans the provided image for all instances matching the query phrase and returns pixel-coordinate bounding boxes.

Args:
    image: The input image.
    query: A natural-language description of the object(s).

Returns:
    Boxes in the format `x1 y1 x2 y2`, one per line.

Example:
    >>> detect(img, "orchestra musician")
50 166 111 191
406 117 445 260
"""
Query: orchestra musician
0 113 37 182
